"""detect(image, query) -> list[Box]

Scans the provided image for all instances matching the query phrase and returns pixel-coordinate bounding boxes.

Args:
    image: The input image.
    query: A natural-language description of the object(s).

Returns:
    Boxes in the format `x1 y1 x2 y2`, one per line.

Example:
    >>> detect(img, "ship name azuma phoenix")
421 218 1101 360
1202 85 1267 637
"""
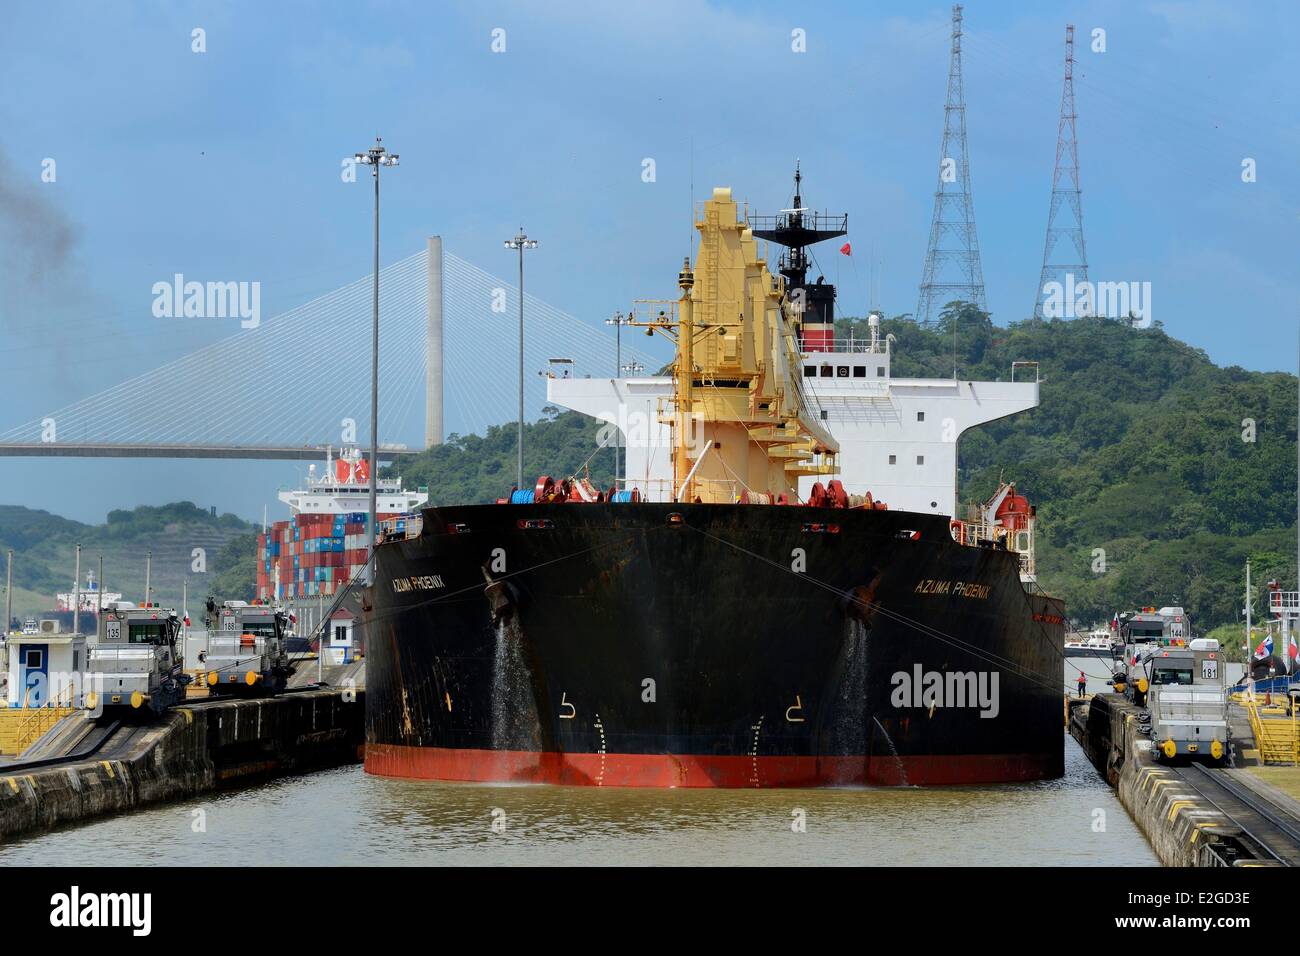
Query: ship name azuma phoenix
364 171 1063 788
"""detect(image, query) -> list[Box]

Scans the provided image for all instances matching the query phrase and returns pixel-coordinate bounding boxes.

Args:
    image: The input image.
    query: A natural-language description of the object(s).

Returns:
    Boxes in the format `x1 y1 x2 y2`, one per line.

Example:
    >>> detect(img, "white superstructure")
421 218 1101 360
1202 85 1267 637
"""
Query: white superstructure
56 570 122 613
277 445 429 516
548 325 1040 517
1065 630 1116 653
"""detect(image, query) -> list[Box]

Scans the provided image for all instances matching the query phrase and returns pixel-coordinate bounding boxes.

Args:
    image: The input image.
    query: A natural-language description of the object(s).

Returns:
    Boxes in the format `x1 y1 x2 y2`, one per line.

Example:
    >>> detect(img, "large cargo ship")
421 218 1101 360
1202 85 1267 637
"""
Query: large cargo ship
256 445 428 602
365 174 1065 787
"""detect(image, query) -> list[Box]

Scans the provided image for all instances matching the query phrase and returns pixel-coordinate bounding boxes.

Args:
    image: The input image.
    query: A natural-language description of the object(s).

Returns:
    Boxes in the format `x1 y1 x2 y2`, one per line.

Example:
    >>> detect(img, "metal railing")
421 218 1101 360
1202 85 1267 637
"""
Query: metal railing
1269 590 1300 612
1011 361 1040 383
1241 688 1300 766
952 515 1037 580
801 338 891 355
747 211 848 235
208 634 268 658
378 514 421 540
89 645 155 666
14 681 75 754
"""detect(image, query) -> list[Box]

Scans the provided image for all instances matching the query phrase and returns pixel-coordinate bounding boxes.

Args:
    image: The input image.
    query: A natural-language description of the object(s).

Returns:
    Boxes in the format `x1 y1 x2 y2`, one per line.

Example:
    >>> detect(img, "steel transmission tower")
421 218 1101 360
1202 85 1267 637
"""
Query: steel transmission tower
1033 24 1089 320
916 4 987 326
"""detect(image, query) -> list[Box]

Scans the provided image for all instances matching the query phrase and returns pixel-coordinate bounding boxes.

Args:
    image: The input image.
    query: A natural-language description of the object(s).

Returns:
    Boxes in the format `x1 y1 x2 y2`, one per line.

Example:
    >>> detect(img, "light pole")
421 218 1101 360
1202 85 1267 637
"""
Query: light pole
619 360 646 489
354 136 399 582
5 549 12 636
505 228 538 489
72 544 81 637
605 311 634 484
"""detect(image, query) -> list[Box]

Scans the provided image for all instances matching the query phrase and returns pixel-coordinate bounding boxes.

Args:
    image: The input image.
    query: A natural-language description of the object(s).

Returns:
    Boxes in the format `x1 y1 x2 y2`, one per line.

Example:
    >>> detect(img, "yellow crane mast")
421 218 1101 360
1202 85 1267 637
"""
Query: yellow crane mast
633 187 839 503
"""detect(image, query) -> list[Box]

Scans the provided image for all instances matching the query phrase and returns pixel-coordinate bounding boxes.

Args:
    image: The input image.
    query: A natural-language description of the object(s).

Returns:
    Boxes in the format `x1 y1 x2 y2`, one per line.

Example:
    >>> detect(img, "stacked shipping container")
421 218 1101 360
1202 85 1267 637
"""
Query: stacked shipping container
255 512 404 601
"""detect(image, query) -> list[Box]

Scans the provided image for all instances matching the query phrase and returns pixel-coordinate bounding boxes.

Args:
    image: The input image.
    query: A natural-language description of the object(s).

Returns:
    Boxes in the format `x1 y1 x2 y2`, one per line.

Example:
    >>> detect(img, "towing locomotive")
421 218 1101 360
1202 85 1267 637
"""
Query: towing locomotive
200 599 295 695
84 602 191 714
1144 638 1230 763
1111 606 1230 764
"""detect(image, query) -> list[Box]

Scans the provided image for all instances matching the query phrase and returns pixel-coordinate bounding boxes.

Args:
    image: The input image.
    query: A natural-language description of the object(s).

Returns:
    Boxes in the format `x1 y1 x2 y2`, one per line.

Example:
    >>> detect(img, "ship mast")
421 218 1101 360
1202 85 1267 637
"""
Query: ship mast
750 163 848 351
676 258 696 500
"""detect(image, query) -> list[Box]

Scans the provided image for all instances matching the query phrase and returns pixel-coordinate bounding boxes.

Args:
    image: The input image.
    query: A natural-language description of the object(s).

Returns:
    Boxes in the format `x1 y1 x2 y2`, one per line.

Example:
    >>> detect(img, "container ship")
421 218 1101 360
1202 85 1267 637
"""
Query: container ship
365 172 1065 787
256 445 428 602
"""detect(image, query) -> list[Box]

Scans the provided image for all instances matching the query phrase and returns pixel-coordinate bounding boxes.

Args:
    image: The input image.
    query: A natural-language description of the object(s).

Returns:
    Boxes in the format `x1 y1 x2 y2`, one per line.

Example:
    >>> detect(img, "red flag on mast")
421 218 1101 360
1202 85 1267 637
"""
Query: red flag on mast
839 242 852 256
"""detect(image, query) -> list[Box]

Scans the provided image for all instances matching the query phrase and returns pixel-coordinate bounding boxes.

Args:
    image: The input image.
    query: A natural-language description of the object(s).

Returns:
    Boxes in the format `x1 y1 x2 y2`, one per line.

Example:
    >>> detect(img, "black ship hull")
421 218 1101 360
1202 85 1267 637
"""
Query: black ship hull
365 502 1065 787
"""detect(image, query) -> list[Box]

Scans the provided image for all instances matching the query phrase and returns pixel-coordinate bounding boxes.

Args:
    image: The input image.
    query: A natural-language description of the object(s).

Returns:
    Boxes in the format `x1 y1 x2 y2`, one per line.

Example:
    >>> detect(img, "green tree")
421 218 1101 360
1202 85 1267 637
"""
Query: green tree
211 533 258 602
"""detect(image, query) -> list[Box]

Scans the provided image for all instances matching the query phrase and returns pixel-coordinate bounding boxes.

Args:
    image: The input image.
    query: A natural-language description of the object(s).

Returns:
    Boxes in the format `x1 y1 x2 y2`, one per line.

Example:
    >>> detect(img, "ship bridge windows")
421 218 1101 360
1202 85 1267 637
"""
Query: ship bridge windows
804 365 816 377
877 366 886 377
853 366 866 378
820 363 832 377
917 411 925 422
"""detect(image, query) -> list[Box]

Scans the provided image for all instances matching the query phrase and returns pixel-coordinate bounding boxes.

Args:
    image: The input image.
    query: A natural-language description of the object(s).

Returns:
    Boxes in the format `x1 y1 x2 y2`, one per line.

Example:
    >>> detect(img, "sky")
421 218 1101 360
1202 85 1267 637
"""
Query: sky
1 0 1297 526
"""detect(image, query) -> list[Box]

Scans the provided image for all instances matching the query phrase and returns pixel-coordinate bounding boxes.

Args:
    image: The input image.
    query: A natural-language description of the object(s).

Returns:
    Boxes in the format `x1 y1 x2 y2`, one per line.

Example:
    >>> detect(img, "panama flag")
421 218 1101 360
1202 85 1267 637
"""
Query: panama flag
1254 634 1274 660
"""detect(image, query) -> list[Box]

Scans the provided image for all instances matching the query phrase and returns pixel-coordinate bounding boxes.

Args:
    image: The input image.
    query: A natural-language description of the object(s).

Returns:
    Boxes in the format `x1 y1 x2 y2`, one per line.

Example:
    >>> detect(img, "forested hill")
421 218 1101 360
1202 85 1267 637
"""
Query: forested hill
851 309 1298 629
0 502 256 619
389 310 1298 630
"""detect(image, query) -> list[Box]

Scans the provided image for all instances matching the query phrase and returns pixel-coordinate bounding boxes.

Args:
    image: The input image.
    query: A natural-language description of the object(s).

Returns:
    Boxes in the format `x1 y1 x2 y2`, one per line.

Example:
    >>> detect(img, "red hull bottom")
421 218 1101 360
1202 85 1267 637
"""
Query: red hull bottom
365 743 1058 788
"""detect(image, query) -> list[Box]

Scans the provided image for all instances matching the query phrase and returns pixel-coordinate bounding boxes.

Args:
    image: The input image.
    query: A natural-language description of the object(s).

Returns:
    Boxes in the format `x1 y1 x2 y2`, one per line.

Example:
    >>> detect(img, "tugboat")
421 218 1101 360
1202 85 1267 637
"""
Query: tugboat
365 173 1065 787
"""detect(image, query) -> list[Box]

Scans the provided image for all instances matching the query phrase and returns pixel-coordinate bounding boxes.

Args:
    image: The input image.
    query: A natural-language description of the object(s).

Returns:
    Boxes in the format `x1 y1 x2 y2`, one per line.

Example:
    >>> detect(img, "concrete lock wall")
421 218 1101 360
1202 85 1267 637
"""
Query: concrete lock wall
0 689 364 842
1070 693 1229 867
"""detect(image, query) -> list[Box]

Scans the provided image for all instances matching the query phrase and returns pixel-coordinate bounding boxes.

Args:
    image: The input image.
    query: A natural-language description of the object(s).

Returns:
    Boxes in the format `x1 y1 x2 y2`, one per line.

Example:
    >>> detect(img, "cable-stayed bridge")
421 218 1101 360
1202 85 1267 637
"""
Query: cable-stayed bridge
0 240 664 461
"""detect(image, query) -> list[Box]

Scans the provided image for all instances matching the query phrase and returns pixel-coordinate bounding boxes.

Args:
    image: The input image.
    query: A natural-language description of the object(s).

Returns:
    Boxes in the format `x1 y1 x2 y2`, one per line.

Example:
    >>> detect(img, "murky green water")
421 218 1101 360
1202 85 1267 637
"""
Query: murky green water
0 735 1155 866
